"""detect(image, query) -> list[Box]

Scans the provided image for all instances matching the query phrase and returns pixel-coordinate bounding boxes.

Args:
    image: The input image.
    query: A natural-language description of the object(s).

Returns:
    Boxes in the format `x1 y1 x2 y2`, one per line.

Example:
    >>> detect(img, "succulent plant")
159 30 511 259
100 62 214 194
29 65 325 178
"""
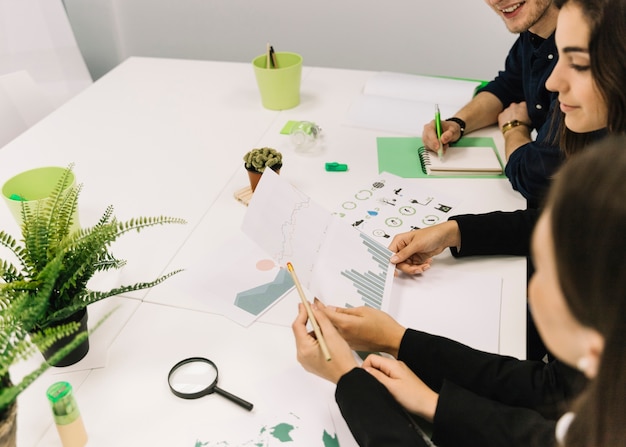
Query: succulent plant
243 147 283 173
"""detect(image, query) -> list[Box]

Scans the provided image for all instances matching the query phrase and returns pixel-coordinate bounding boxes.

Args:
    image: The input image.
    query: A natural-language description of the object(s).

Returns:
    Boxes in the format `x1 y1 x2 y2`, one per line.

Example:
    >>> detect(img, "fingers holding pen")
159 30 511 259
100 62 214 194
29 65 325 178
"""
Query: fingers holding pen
423 120 459 153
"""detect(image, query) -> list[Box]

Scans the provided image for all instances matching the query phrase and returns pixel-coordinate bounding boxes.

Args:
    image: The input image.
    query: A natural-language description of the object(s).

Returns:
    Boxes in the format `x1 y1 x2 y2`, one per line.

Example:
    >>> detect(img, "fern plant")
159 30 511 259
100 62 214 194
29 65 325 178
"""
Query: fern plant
0 164 186 331
0 255 96 414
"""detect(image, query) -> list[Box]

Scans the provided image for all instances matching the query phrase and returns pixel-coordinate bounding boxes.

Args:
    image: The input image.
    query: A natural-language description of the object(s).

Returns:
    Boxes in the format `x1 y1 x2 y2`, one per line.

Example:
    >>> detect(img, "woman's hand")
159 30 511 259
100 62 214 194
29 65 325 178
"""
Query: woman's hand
292 302 358 384
388 221 461 274
362 354 439 422
317 299 406 358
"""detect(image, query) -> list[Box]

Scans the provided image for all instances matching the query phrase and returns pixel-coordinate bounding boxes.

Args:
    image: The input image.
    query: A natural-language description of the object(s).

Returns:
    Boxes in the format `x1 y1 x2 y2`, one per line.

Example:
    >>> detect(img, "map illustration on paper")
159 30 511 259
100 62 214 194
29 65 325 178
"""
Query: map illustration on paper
193 411 340 446
242 169 395 312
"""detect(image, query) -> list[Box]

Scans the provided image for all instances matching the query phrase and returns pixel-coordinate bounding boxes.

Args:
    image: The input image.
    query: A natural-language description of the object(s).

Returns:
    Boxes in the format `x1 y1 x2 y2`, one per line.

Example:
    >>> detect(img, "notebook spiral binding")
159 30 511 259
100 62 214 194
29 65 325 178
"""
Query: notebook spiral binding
417 146 431 175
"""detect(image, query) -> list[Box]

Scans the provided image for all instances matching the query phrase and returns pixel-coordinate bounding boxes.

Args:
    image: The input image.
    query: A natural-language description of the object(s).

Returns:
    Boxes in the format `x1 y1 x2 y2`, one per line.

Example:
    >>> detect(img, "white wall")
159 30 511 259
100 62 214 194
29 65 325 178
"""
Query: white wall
63 0 517 82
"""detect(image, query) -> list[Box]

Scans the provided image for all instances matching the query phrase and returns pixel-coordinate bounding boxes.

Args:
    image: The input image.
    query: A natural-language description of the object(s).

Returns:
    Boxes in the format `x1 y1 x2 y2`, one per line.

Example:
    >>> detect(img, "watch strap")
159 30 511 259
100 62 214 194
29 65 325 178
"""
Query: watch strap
445 117 466 142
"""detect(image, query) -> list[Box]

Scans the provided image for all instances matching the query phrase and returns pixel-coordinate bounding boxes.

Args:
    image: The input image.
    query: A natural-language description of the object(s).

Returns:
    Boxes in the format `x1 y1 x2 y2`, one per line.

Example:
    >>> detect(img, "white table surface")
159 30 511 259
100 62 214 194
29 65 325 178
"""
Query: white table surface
1 57 527 447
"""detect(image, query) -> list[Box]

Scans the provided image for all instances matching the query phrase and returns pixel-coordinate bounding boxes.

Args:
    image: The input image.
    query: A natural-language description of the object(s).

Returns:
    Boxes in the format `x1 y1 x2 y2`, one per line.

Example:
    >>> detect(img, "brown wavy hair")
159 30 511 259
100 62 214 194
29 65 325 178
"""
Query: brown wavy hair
545 135 626 446
550 0 626 156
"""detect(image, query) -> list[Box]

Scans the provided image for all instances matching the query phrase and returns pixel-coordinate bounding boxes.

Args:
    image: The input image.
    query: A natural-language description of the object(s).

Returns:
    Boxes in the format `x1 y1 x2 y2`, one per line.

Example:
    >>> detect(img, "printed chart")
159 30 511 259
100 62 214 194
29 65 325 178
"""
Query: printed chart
193 233 295 327
242 169 395 312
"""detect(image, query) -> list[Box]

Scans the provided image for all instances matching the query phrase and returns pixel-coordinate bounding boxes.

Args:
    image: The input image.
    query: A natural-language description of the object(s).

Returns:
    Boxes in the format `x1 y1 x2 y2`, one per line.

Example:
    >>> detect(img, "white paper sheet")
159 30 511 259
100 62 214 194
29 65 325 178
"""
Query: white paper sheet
344 71 481 135
389 268 502 353
242 169 395 312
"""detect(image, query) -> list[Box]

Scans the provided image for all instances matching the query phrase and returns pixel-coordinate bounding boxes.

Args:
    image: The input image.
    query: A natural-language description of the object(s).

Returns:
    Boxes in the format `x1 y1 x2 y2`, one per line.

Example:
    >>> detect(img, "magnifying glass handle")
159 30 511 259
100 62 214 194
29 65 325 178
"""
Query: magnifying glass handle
214 386 254 411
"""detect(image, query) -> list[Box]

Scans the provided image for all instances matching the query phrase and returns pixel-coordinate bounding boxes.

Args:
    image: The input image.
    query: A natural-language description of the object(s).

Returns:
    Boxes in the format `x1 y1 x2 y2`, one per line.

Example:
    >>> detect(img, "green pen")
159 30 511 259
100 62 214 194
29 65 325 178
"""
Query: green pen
435 104 444 160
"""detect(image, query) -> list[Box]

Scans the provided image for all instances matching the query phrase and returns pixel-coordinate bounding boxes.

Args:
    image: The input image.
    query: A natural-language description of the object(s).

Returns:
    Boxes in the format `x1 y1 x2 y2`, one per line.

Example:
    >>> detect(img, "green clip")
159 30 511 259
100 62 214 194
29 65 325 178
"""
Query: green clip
325 162 348 172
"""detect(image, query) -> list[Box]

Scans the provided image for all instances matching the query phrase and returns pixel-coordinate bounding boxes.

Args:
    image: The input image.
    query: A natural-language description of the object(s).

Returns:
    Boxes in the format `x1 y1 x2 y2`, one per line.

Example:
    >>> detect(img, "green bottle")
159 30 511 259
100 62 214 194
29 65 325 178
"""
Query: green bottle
46 382 88 447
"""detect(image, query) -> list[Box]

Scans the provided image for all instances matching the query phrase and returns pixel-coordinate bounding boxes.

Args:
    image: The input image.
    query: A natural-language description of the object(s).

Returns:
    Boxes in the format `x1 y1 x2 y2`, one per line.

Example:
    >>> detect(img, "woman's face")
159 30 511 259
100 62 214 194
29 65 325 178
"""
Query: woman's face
528 212 602 378
545 3 608 132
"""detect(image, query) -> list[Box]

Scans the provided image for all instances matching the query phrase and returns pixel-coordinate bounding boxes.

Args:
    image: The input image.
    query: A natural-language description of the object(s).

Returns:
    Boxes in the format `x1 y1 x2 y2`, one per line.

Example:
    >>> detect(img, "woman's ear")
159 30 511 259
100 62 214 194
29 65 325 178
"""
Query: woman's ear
576 328 604 378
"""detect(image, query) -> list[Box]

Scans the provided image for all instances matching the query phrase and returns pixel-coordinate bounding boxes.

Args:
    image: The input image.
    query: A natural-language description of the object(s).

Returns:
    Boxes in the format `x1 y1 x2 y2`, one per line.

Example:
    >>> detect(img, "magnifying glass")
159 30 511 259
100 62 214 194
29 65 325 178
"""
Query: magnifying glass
167 357 253 411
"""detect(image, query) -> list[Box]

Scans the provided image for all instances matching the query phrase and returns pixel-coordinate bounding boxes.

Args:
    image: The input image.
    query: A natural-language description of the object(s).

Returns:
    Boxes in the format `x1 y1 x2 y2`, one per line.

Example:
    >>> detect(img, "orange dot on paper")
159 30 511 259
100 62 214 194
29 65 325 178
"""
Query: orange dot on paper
256 259 275 271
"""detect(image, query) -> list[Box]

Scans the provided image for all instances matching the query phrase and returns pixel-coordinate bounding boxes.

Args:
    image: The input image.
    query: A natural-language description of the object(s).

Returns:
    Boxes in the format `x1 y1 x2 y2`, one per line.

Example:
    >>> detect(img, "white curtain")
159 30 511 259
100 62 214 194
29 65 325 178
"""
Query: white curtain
0 0 92 108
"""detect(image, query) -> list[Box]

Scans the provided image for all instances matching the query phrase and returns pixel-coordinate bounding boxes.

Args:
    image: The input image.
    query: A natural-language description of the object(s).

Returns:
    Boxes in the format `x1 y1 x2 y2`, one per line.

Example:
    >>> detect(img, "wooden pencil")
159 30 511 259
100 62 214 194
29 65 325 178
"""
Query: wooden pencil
286 262 332 361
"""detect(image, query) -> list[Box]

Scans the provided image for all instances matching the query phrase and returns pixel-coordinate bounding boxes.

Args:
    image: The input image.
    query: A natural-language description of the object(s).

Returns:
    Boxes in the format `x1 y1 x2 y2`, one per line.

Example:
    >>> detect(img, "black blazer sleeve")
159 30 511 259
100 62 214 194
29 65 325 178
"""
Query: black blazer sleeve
449 208 541 257
335 368 431 447
434 380 558 446
398 330 587 447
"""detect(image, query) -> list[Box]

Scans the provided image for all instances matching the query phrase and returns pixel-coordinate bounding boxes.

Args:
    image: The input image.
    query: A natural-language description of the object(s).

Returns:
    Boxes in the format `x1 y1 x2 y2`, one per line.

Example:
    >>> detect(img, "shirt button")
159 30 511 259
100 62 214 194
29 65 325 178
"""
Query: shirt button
548 54 554 60
536 104 543 110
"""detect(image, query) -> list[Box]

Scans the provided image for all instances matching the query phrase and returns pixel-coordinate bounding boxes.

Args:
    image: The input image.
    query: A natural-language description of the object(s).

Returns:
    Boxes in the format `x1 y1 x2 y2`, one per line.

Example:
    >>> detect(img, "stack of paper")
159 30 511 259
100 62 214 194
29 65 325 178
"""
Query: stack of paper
345 71 483 134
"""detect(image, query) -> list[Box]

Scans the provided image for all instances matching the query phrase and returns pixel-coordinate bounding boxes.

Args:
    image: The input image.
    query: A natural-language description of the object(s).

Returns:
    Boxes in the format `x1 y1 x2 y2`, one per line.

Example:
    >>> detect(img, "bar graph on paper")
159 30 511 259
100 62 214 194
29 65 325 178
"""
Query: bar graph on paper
242 169 395 312
340 232 392 309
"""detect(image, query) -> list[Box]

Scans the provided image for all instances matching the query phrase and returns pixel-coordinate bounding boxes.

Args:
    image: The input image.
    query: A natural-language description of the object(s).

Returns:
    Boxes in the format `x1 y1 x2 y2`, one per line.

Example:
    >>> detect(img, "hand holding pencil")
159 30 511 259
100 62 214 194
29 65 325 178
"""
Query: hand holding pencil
292 303 359 385
287 262 331 360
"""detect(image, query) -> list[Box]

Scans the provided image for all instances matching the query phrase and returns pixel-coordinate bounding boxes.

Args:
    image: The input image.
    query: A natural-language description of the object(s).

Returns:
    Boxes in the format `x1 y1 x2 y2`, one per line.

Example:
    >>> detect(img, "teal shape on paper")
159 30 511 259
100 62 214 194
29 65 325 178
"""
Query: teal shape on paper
234 268 294 315
322 430 340 447
270 423 295 442
367 210 378 216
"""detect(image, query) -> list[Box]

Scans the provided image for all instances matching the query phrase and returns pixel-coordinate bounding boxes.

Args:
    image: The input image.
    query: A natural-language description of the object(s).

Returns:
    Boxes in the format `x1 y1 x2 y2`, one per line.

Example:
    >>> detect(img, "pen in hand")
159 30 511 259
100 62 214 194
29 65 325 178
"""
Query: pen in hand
435 104 444 161
286 262 332 361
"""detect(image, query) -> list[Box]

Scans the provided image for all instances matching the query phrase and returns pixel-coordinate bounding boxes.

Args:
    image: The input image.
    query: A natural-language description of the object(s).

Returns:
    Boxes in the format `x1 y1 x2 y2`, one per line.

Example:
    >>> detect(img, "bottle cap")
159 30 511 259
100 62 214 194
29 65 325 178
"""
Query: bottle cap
47 381 81 425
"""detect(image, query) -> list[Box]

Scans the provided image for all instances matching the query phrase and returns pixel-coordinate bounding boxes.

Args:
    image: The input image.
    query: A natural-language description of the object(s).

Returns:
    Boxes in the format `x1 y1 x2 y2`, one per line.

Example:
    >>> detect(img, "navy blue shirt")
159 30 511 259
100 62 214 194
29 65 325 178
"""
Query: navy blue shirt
479 31 561 208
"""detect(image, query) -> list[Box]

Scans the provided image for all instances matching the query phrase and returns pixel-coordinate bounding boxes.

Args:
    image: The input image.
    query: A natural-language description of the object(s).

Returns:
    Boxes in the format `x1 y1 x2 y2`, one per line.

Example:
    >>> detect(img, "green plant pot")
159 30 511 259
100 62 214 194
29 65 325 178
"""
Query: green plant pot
0 401 17 447
41 308 90 367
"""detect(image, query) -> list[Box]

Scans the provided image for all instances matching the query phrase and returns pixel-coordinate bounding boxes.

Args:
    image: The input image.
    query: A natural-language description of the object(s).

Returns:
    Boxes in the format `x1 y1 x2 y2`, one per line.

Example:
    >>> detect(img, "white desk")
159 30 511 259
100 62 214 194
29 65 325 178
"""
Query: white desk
2 57 527 446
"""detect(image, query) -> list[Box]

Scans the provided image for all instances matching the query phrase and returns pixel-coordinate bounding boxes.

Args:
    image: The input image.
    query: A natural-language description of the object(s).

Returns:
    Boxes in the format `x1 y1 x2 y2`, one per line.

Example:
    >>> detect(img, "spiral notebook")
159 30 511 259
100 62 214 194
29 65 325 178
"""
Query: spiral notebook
418 145 503 176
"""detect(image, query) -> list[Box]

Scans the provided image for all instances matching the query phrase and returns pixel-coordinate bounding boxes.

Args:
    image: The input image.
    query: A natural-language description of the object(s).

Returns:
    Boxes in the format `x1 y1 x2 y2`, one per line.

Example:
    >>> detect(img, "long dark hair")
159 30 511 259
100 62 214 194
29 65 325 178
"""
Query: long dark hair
551 0 626 156
546 136 626 446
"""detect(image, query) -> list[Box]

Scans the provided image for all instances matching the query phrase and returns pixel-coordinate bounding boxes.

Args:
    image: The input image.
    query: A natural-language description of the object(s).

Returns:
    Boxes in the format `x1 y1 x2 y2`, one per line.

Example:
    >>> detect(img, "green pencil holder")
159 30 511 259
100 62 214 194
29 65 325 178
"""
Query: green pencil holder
252 52 303 110
1 166 80 230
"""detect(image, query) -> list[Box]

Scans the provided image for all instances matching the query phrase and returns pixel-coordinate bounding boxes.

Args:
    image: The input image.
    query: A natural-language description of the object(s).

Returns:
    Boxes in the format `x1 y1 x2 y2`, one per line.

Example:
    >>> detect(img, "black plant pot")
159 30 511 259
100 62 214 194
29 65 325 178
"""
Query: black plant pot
41 308 90 367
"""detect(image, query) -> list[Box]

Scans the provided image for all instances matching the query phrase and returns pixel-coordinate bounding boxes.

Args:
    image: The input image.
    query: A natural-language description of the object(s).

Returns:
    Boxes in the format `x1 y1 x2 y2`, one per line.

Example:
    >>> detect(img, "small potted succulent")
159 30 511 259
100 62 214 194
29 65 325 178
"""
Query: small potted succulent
243 147 283 192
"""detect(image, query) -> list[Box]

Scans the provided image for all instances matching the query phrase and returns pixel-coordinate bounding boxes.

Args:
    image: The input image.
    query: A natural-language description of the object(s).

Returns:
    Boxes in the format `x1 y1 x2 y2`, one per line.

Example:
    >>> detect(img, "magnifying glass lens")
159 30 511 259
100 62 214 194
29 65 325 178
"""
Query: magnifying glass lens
168 357 253 411
169 360 217 394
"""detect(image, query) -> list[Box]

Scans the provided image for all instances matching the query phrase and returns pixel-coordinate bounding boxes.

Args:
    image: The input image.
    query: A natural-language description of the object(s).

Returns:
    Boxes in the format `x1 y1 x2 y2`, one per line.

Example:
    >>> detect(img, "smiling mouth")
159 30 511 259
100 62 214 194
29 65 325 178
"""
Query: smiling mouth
500 2 525 13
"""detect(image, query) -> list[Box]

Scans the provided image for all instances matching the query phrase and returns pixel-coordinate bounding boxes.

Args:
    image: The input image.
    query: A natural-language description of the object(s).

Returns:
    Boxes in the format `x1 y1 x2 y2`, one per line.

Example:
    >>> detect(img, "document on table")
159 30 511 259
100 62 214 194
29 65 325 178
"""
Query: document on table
332 172 502 353
389 268 502 353
191 367 355 446
332 171 462 240
242 169 396 313
195 233 296 327
345 71 483 134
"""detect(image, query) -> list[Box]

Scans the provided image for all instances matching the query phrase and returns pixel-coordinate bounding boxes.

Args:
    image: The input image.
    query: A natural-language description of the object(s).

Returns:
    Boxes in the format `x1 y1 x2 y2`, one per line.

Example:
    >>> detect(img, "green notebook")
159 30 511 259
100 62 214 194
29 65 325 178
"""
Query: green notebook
377 136 506 179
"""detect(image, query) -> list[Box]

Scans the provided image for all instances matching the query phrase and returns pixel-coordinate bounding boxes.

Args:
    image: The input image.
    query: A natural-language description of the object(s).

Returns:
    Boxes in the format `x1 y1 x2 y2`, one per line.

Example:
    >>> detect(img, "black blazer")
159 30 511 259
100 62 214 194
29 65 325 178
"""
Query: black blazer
335 329 586 447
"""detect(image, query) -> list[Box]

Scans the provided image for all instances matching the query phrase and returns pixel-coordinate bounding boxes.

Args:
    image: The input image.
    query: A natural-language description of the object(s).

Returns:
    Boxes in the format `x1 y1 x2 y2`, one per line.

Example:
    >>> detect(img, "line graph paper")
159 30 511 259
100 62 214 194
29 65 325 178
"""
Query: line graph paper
242 169 394 311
